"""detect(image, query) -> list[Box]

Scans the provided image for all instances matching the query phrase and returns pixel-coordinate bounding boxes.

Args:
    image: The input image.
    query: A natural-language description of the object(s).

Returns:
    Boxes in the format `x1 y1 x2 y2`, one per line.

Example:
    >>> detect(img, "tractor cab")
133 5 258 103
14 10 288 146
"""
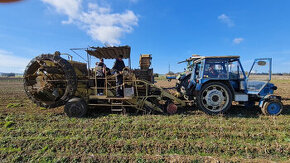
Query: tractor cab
176 55 283 115
186 56 246 93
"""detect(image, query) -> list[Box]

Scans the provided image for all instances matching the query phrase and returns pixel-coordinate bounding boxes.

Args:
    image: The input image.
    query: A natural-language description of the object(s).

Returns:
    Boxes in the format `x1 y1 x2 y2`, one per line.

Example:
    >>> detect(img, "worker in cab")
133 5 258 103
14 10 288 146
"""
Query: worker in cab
96 58 106 95
112 55 125 97
208 64 218 78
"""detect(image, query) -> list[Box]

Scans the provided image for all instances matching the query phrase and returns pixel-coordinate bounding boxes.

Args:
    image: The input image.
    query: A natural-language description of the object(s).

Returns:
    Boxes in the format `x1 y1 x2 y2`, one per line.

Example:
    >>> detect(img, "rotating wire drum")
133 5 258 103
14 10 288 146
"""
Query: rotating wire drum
23 54 77 108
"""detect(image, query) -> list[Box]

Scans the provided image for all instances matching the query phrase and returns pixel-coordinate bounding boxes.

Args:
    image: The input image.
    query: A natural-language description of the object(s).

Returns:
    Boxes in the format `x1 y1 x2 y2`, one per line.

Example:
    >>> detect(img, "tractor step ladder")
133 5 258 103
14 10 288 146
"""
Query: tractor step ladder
111 100 126 113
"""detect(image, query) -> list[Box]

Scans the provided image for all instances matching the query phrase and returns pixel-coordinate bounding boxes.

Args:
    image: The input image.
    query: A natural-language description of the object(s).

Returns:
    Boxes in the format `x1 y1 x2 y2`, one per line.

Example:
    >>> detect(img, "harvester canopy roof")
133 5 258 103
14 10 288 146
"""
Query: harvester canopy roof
86 46 131 59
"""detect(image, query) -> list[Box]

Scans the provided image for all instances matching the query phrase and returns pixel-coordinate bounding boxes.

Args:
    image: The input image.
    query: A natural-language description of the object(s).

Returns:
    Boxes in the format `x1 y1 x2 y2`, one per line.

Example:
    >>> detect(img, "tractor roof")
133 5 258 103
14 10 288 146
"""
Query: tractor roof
179 55 240 64
194 56 240 63
178 55 202 64
86 45 131 59
193 56 240 63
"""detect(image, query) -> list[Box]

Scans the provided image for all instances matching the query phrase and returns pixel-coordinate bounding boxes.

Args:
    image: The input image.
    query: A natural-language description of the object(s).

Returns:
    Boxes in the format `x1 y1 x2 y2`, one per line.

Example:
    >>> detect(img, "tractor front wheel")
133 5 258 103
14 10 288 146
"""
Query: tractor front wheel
64 98 87 118
197 82 233 115
261 99 283 116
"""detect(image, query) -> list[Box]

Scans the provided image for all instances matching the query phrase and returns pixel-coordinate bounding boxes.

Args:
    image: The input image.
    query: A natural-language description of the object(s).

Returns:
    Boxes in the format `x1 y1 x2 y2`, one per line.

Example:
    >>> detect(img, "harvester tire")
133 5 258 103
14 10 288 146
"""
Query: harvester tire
64 98 87 118
197 82 233 115
261 99 283 116
23 54 77 108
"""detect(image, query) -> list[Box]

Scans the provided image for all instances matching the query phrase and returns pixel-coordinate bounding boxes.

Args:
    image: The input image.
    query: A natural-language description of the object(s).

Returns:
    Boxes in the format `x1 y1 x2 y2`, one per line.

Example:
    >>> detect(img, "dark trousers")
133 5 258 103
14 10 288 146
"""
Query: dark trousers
97 79 104 94
116 74 123 96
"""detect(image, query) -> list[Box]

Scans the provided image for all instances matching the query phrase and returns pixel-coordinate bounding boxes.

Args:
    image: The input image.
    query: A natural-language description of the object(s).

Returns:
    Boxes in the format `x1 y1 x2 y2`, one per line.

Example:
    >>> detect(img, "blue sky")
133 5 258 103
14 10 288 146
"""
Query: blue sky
1 0 290 73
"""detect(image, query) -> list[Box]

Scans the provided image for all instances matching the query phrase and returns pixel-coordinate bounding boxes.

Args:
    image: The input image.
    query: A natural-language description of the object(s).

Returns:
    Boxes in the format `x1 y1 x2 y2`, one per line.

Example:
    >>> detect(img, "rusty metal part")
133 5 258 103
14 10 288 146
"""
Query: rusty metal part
86 46 131 59
139 54 152 70
167 103 177 114
23 54 77 108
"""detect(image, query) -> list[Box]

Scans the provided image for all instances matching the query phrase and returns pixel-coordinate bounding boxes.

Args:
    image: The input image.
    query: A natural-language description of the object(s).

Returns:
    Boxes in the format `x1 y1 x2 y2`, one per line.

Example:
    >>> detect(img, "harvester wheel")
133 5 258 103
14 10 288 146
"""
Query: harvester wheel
64 98 87 118
197 82 233 115
261 99 283 116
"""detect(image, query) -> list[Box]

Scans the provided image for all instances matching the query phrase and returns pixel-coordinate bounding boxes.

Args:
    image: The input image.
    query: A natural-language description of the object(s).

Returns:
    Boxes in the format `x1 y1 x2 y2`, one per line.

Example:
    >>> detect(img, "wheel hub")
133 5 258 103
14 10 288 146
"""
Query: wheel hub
267 103 281 115
212 95 219 102
205 90 224 107
70 103 83 116
201 84 230 112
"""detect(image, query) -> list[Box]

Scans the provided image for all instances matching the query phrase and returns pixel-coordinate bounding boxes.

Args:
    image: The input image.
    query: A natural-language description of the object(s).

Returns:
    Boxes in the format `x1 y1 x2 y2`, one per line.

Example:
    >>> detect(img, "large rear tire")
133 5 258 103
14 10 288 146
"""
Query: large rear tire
197 82 233 115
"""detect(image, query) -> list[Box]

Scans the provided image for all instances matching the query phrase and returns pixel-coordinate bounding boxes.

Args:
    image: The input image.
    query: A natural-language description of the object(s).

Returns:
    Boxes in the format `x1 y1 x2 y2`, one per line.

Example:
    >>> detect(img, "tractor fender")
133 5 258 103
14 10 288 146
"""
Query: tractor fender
68 97 83 103
263 94 281 100
259 94 282 108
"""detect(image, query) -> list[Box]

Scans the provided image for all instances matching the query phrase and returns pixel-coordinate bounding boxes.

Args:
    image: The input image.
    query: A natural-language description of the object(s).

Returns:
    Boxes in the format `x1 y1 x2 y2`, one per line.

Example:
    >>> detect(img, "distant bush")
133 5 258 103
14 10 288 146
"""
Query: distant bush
153 73 159 77
1 73 15 77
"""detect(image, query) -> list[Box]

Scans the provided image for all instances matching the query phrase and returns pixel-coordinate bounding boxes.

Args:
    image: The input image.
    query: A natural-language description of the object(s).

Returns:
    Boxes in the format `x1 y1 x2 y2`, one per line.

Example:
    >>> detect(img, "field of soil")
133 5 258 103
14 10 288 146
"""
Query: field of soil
0 77 289 162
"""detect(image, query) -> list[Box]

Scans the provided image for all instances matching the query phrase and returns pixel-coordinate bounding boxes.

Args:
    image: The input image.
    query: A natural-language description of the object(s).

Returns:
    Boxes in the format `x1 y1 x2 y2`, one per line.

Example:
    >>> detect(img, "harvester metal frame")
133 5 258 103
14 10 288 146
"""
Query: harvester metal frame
82 46 186 114
23 46 187 117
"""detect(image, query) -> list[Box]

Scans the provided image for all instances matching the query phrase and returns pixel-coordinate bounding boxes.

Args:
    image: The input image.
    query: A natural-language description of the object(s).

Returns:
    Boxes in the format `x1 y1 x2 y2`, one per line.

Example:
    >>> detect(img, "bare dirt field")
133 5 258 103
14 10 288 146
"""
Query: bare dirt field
0 77 289 162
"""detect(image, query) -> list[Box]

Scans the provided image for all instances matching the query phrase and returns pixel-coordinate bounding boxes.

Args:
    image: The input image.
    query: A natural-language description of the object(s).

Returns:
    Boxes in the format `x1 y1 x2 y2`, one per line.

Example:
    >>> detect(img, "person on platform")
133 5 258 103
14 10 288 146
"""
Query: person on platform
112 55 125 97
96 58 106 95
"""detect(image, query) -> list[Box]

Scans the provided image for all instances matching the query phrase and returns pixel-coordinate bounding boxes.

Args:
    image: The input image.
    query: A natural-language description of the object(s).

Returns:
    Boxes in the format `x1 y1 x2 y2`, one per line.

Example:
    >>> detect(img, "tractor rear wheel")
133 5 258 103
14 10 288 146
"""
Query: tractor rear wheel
64 98 87 118
197 82 233 115
261 99 283 116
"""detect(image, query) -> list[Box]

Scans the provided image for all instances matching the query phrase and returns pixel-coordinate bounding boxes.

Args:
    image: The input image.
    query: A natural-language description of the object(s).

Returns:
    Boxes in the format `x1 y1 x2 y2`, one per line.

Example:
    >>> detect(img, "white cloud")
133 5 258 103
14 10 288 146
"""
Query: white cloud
42 0 82 23
218 14 234 27
233 38 244 44
0 49 30 73
42 0 138 45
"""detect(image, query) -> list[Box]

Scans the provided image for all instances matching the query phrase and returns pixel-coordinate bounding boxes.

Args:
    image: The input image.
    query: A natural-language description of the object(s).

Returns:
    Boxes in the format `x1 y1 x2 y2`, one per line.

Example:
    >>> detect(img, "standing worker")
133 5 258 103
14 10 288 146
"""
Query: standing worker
96 58 106 95
112 55 125 97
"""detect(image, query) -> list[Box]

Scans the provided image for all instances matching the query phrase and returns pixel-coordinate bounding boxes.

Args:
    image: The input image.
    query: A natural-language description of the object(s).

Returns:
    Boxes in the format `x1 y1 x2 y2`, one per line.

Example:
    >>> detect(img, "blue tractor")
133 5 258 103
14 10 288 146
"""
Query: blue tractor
176 56 283 115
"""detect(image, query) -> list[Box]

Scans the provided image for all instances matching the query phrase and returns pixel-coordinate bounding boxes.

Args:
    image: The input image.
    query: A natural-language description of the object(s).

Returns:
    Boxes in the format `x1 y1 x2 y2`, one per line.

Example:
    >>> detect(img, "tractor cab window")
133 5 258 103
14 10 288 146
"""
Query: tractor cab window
229 61 245 80
190 62 202 81
203 60 228 79
248 59 271 81
247 58 272 93
195 62 202 78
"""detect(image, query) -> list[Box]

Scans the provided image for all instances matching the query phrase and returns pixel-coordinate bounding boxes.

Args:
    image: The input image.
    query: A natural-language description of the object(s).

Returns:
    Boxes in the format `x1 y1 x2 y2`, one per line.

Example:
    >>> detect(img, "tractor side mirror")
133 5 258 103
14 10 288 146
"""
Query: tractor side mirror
257 61 266 66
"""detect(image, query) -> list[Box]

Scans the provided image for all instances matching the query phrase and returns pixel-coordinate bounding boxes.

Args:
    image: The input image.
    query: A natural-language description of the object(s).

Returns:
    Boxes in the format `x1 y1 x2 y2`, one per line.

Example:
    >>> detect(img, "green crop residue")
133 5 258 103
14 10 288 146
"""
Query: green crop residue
6 103 23 108
4 121 15 128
